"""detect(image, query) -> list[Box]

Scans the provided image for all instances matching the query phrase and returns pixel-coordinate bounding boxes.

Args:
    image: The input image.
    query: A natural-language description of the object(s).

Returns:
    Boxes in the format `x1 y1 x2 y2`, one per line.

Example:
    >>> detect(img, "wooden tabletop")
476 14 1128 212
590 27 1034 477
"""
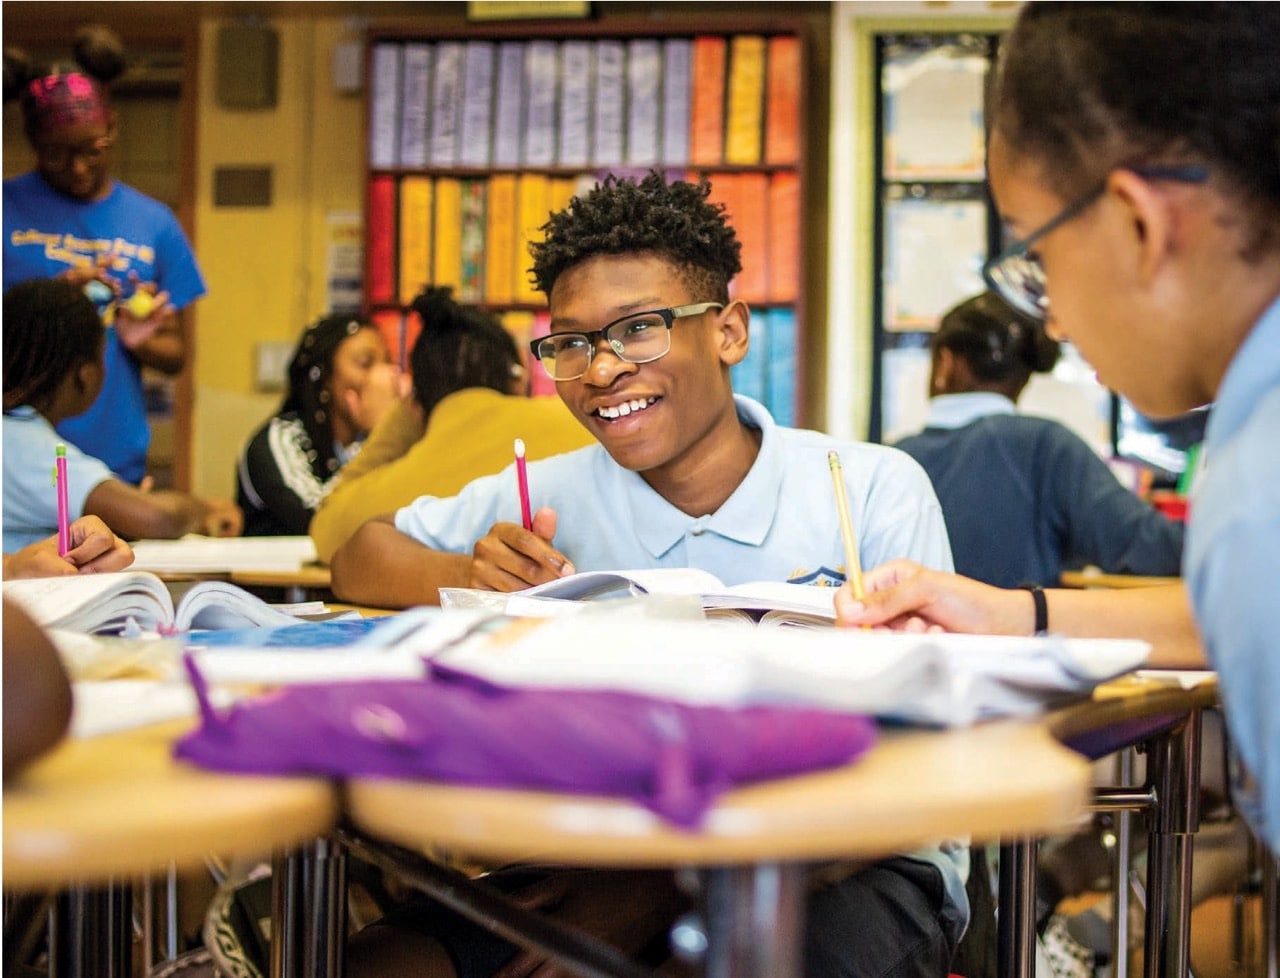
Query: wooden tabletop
228 563 333 591
1059 569 1181 589
3 719 340 891
345 714 1093 868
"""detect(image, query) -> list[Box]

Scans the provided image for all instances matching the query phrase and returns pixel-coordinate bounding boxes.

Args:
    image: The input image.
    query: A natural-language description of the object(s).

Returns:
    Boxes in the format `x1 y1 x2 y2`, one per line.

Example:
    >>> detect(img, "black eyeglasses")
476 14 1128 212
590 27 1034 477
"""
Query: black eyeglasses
529 302 724 381
982 165 1209 320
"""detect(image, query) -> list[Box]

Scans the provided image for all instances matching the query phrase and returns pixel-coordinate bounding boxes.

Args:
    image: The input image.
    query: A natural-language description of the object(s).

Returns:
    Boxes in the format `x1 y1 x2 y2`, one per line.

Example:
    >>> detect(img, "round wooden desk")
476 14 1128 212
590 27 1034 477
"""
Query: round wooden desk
3 718 339 890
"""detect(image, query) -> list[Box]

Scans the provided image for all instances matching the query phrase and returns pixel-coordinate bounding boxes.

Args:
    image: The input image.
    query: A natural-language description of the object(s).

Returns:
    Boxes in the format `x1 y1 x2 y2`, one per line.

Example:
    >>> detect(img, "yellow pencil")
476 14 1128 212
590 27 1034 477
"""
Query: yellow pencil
827 451 866 600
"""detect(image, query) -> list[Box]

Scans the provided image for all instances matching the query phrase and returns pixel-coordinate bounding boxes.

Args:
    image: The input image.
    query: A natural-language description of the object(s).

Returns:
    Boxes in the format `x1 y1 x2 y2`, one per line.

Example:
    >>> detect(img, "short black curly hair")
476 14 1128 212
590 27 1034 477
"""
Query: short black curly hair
528 171 743 302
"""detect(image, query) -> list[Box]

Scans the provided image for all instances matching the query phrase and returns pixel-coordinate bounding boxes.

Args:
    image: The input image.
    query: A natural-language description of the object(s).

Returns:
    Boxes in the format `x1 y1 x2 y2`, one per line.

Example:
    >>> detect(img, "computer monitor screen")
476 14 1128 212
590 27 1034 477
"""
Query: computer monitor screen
1112 398 1210 488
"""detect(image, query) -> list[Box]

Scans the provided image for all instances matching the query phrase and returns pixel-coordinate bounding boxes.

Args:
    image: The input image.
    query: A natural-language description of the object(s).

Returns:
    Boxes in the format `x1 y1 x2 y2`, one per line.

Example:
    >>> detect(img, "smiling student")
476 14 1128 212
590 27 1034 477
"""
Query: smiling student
837 2 1280 854
337 173 965 978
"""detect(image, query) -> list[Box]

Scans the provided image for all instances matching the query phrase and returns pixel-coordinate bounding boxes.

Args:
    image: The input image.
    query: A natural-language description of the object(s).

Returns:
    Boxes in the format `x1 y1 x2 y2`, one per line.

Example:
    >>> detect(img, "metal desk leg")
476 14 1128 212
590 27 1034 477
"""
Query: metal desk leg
48 882 131 978
272 838 349 978
1112 749 1138 978
702 863 807 978
1142 709 1202 978
1264 844 1278 978
997 839 1038 978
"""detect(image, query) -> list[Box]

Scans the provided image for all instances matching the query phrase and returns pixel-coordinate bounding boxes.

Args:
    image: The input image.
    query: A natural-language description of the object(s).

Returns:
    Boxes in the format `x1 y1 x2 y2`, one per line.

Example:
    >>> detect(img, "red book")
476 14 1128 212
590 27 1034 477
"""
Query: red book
731 172 769 304
366 175 397 306
764 36 801 166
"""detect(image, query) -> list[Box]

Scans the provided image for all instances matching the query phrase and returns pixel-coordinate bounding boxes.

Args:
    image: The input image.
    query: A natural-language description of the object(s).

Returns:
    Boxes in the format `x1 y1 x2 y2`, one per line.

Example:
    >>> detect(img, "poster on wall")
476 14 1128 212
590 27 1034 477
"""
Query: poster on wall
326 211 364 315
882 195 987 331
882 42 988 181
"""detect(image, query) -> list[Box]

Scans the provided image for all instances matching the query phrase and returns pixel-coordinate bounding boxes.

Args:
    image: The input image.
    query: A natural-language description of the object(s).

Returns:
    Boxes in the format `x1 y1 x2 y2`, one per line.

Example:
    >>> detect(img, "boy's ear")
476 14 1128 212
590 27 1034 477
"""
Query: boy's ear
716 301 751 367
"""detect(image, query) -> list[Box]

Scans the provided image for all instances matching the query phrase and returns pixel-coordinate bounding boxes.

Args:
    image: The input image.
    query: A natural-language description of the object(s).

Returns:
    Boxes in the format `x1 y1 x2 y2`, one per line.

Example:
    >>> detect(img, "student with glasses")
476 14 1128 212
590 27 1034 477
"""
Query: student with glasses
338 173 966 978
2 25 207 486
838 2 1280 856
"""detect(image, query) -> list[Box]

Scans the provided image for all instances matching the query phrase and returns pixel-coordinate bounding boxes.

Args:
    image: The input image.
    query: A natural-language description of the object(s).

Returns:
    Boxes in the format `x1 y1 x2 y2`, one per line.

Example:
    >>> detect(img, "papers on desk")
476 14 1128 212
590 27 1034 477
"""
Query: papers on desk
129 535 318 574
433 617 1152 727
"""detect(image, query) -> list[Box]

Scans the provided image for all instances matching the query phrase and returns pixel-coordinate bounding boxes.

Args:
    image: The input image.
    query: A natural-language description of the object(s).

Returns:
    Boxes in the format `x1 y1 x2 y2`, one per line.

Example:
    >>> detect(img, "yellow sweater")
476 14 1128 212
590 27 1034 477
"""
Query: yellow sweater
309 389 594 562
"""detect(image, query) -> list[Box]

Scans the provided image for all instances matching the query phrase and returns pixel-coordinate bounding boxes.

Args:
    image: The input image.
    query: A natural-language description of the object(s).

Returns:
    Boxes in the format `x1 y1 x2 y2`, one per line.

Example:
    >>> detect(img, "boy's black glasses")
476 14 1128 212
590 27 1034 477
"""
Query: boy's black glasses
982 165 1209 320
529 302 724 381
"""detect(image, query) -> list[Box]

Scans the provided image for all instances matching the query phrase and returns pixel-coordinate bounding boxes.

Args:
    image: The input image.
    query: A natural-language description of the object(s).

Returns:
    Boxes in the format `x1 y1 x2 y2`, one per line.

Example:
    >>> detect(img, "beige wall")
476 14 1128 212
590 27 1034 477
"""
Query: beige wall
193 15 368 497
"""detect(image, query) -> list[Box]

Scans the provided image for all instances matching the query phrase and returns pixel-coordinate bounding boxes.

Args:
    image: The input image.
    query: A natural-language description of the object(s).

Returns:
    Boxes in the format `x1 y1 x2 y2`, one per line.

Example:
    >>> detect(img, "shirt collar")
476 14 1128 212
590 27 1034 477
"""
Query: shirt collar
1204 294 1280 452
631 395 780 559
923 392 1016 430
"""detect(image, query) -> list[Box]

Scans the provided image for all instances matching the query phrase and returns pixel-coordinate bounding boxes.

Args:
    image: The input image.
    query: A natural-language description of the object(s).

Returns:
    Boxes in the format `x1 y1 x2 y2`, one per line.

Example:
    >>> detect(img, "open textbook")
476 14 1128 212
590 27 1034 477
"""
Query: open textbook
2 571 311 636
440 567 840 626
430 615 1152 727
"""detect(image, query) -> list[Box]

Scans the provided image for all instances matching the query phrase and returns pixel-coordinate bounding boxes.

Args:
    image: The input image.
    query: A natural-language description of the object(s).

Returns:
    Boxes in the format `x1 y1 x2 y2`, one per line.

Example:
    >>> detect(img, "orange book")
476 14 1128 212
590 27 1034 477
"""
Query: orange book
724 35 766 166
705 172 769 304
433 176 464 294
766 171 800 303
365 175 397 306
373 308 422 372
484 174 518 304
689 36 727 166
764 35 801 166
515 173 550 304
397 176 433 306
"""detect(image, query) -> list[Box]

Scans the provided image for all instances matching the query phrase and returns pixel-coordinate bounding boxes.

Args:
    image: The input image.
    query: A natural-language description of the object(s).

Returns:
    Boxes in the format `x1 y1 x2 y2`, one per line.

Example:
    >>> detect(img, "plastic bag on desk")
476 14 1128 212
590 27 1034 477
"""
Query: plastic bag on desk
173 654 876 829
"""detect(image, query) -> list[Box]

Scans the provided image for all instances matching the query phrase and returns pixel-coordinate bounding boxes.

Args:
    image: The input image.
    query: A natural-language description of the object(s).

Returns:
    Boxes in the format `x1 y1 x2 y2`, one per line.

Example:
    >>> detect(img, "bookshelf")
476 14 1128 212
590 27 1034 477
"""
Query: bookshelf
362 19 808 425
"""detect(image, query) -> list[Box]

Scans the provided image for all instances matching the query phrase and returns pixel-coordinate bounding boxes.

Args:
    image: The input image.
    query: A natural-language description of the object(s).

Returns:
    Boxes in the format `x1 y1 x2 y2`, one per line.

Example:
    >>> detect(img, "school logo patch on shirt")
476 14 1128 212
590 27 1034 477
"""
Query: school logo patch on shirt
786 566 846 587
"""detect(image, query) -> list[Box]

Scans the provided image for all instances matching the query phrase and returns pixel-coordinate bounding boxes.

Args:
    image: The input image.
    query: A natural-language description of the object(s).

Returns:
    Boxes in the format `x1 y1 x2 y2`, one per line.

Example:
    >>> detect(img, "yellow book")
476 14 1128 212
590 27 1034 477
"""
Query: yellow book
515 174 550 305
433 177 464 294
500 309 537 391
724 35 766 166
484 174 518 304
548 176 579 223
397 176 433 306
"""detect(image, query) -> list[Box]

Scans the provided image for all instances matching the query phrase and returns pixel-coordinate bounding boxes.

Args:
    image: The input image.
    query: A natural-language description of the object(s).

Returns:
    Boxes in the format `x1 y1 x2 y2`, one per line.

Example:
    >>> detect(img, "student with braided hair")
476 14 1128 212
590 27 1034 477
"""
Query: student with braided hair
3 24 206 485
3 278 240 550
894 290 1183 590
236 315 401 537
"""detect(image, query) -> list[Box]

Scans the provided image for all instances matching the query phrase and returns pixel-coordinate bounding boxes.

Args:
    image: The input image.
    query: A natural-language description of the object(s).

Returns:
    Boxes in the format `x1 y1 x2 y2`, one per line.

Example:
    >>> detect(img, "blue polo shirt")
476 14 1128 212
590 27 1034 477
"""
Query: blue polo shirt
396 395 968 939
3 407 117 552
1185 294 1280 852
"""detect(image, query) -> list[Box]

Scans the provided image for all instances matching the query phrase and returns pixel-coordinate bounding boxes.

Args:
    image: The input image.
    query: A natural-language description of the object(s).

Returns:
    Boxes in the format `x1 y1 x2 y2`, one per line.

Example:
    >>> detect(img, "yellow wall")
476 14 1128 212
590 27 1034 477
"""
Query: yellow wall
193 15 368 497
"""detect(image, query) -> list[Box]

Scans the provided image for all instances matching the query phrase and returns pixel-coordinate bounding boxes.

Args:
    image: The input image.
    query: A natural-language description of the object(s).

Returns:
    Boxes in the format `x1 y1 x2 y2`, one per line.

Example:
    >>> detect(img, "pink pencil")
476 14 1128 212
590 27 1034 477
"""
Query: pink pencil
514 438 533 530
55 443 70 557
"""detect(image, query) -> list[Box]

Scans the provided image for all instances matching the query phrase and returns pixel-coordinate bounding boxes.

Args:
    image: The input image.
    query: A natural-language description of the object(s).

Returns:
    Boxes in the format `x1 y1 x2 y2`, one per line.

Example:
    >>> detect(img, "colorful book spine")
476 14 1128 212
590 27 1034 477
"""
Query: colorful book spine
429 41 465 167
689 36 727 166
557 40 594 169
592 39 626 168
661 38 692 166
492 41 527 168
458 41 496 167
500 310 536 389
767 171 800 303
397 176 433 306
515 173 550 304
433 176 464 295
724 35 766 165
764 35 801 166
729 171 770 304
366 175 397 305
764 306 798 427
398 43 431 168
625 39 662 167
459 178 488 303
523 40 560 167
368 43 403 169
485 174 518 304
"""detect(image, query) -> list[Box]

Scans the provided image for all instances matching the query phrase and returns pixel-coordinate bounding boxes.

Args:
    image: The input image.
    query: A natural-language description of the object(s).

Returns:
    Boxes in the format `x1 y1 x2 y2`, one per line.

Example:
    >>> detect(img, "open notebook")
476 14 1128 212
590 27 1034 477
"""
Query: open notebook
2 571 308 636
440 567 839 626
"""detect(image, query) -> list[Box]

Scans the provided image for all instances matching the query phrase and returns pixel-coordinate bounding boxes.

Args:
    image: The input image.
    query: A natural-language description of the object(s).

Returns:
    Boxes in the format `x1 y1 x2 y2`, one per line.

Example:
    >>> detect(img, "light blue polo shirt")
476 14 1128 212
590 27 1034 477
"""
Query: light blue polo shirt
1185 294 1280 853
396 395 968 941
3 407 117 553
396 395 953 585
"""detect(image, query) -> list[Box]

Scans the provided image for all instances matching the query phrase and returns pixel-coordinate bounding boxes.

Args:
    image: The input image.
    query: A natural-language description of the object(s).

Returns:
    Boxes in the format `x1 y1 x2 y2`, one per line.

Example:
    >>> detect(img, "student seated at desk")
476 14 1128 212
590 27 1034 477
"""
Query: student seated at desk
836 0 1280 859
309 286 593 563
236 313 402 537
338 173 966 978
895 290 1183 589
2 278 242 551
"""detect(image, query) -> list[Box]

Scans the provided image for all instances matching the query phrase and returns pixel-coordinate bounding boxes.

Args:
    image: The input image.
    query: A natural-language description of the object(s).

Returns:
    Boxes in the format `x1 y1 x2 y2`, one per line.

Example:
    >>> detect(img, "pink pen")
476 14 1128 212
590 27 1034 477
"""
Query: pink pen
54 443 70 557
514 438 533 530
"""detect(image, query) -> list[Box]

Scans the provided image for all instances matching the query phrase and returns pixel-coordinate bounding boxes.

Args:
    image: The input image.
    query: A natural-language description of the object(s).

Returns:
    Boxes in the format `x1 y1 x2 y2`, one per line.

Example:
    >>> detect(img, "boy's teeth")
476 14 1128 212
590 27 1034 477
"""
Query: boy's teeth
598 397 655 419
